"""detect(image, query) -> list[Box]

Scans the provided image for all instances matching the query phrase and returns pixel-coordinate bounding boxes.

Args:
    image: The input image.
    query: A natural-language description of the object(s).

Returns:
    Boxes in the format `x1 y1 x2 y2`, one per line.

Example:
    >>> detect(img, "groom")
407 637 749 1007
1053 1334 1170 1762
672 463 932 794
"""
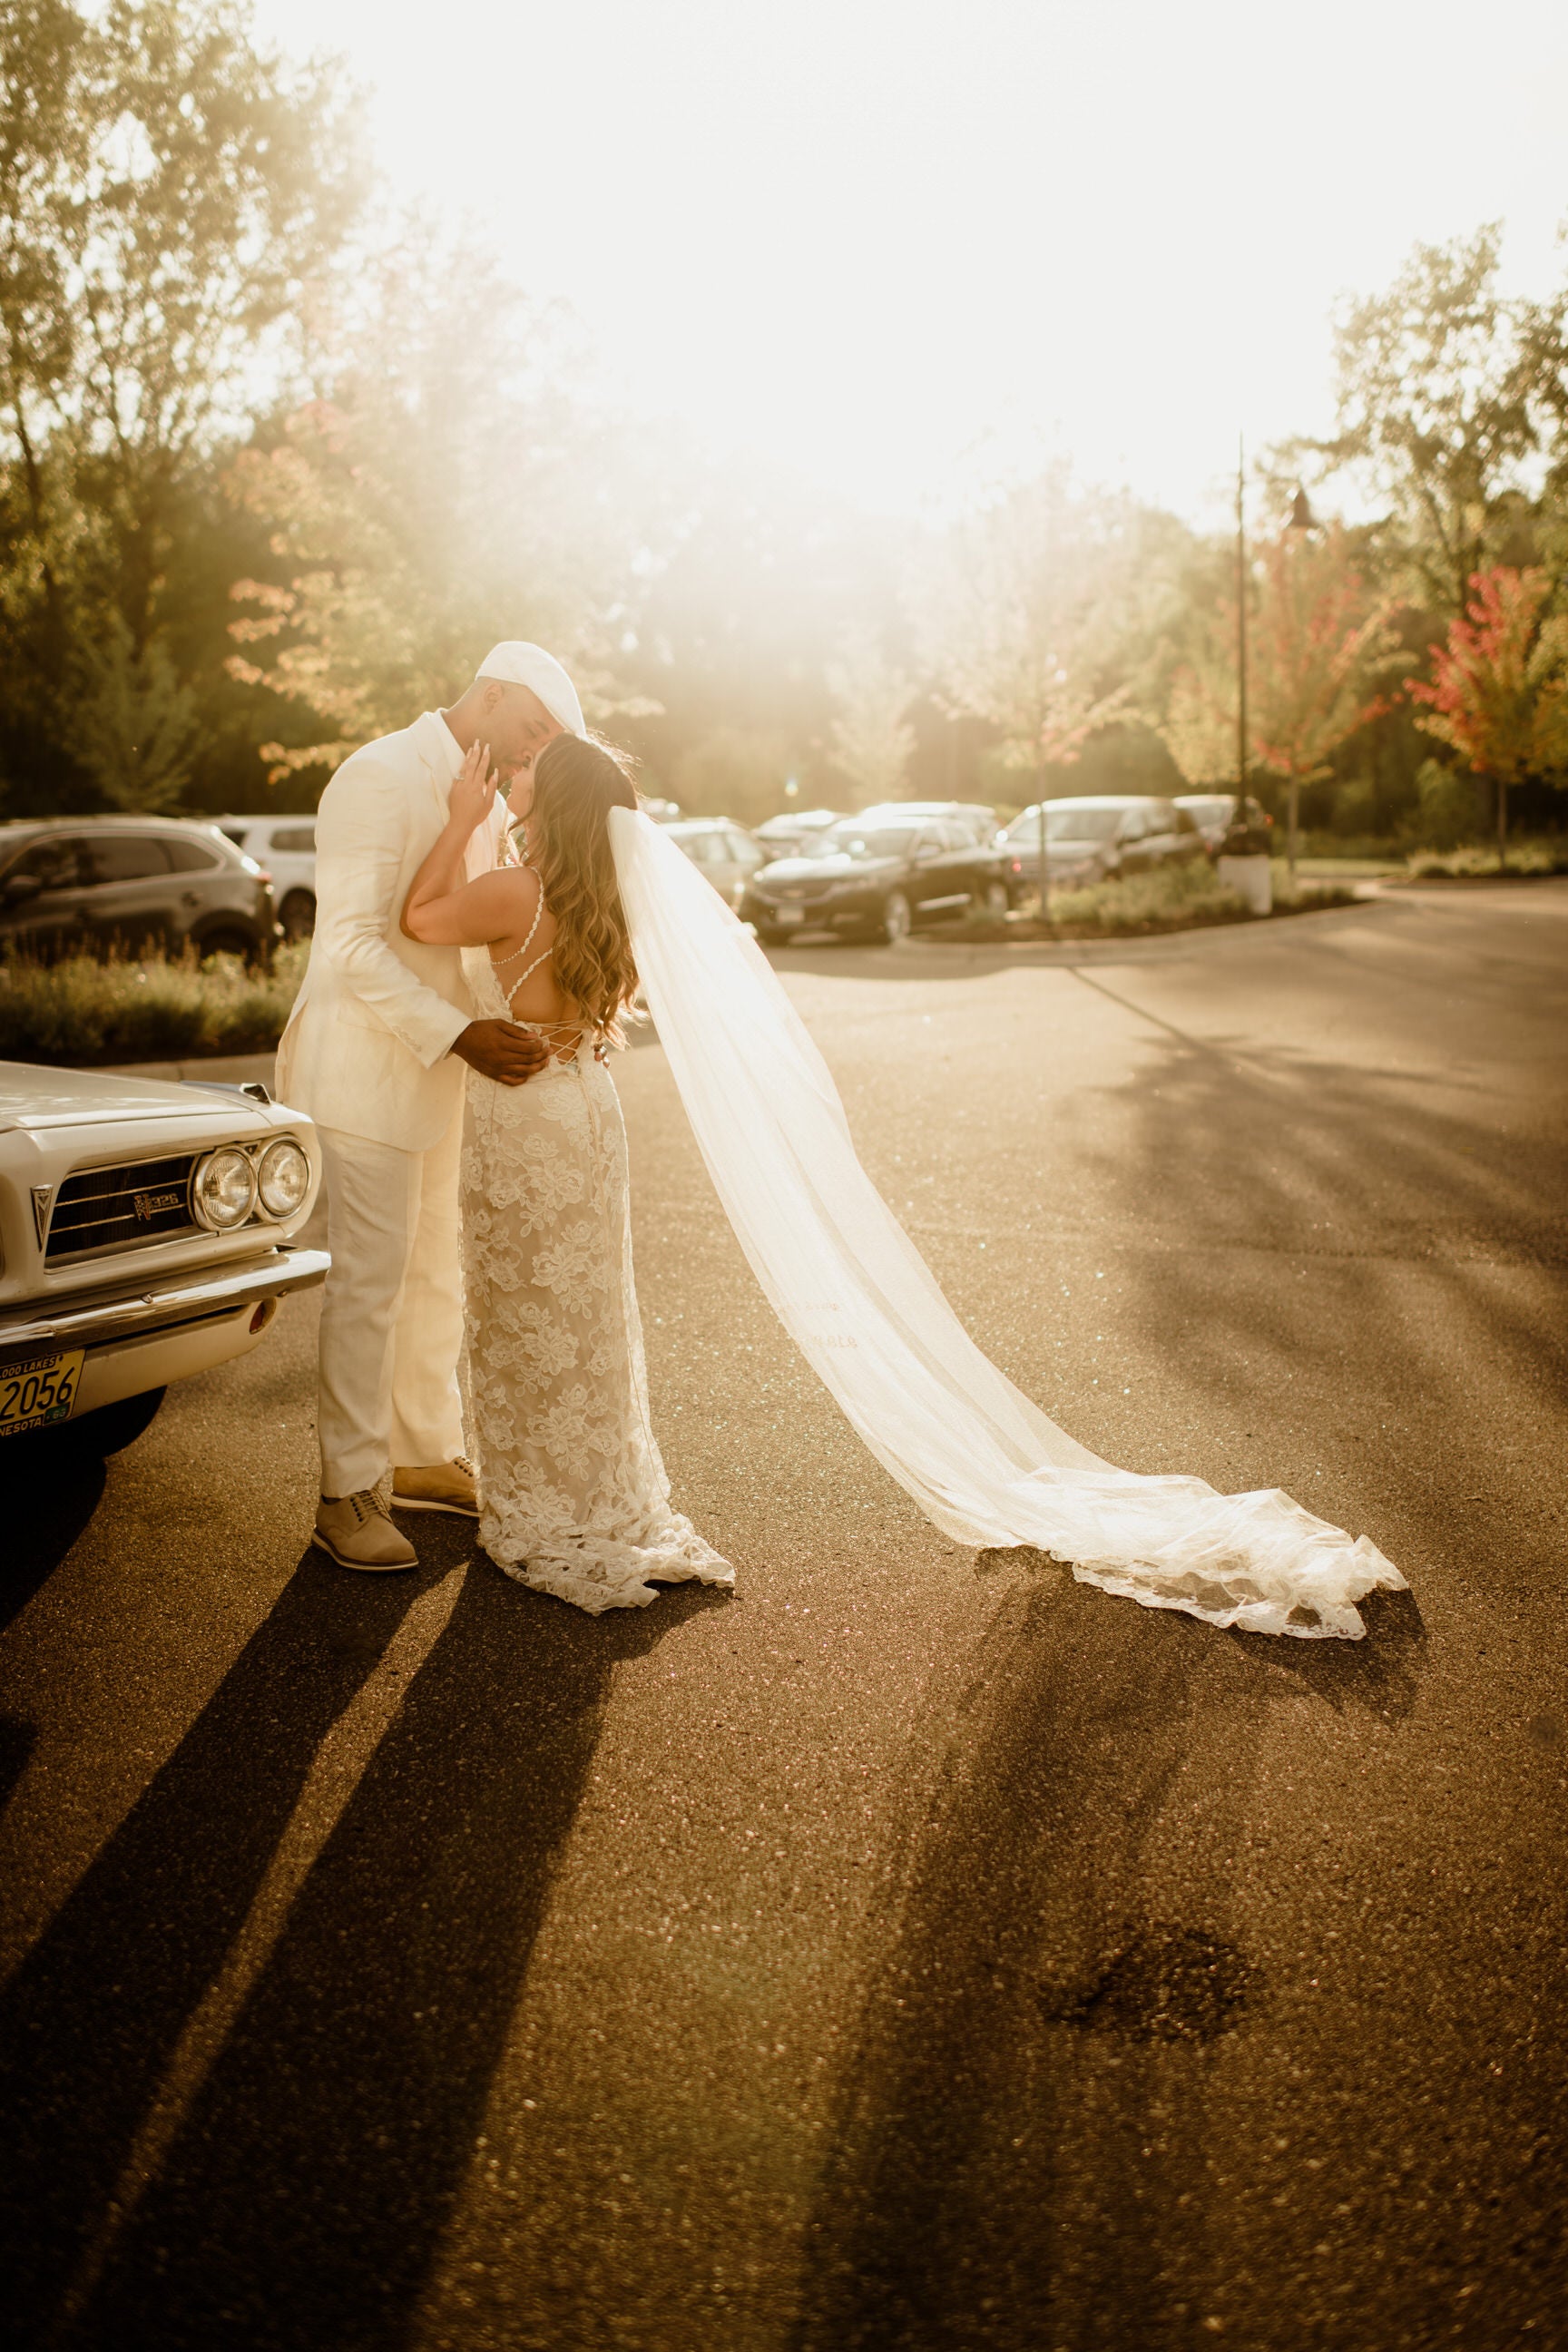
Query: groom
277 642 585 1571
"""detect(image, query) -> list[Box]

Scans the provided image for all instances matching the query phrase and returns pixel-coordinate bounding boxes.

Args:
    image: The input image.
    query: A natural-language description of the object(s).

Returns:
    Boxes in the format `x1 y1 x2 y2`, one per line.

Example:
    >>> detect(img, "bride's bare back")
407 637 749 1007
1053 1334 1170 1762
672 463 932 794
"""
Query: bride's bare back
483 863 584 1054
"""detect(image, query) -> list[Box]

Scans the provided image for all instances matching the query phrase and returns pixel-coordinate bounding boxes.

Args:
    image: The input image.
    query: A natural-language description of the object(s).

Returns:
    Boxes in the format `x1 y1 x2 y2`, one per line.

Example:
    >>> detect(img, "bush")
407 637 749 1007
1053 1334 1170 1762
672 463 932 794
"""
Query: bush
0 945 307 1066
1033 858 1354 937
1404 838 1568 879
964 858 1358 940
1045 858 1249 936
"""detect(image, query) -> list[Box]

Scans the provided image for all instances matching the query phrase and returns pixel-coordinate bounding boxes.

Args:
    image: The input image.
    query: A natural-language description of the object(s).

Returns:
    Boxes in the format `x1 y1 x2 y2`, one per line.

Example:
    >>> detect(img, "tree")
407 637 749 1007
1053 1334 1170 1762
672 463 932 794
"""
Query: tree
1298 228 1552 618
1248 525 1404 867
1158 659 1238 792
0 0 360 797
912 468 1135 789
1157 523 1400 864
225 235 657 780
1409 567 1568 866
64 612 197 808
825 632 916 807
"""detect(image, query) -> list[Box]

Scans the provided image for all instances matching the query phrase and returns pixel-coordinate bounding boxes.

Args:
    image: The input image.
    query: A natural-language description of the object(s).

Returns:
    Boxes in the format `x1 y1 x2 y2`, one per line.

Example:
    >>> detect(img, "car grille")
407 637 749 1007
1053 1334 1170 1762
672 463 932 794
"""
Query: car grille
45 1152 201 1262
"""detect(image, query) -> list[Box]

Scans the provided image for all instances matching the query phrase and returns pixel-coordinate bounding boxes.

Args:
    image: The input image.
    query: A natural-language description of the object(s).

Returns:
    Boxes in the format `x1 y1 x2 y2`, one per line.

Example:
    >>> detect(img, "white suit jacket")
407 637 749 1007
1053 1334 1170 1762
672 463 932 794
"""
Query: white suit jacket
275 712 505 1152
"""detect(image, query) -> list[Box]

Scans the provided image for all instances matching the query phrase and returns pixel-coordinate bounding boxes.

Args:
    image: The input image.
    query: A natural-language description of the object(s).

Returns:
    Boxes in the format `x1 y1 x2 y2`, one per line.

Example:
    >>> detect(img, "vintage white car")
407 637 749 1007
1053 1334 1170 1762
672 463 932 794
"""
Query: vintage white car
0 1063 328 1454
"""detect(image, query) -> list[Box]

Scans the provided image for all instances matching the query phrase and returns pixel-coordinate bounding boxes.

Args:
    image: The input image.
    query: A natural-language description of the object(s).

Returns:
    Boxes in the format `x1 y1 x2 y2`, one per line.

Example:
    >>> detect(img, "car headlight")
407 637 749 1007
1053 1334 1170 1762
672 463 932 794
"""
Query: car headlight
191 1145 257 1230
257 1137 310 1219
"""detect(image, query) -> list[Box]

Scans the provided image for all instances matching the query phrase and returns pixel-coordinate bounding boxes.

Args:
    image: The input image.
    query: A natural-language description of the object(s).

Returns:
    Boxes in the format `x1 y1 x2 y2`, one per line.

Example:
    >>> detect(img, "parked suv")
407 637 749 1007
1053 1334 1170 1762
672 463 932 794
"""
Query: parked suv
0 818 279 965
218 815 318 938
742 813 1014 945
1000 796 1206 894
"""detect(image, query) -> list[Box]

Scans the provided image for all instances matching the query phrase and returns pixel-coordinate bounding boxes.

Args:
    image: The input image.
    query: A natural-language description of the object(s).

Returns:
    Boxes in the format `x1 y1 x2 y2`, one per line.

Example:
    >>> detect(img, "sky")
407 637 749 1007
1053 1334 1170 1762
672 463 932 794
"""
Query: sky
253 0 1568 529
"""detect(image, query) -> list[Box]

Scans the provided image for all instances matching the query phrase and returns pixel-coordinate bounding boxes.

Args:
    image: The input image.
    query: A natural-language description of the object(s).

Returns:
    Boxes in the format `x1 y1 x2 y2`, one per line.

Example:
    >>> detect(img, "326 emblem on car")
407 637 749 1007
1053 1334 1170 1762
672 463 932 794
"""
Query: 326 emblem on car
133 1189 182 1220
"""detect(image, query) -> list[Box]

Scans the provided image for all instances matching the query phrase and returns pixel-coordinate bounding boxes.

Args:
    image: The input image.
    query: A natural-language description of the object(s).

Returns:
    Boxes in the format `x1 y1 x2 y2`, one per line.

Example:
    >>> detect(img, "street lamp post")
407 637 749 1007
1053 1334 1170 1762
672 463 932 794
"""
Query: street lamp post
1036 762 1050 936
1237 435 1249 838
1281 485 1319 877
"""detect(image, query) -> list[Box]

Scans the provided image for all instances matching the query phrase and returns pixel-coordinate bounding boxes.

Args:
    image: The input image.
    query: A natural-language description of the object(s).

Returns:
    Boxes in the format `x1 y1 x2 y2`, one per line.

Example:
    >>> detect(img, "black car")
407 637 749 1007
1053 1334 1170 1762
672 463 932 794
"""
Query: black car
0 818 280 964
741 813 1014 945
999 795 1207 895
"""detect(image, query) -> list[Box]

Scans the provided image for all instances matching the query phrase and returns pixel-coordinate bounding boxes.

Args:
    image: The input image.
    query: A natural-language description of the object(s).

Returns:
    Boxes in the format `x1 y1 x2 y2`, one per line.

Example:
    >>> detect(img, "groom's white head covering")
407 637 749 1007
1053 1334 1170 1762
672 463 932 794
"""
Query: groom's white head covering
477 642 584 737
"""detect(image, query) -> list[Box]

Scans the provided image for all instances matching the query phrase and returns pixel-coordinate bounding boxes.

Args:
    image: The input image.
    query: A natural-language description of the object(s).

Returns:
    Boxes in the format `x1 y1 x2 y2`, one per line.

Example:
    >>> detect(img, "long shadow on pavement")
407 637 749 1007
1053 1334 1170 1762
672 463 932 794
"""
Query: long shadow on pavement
0 1437 110 1813
793 992 1568 2347
2 1527 720 2349
789 1570 1416 2350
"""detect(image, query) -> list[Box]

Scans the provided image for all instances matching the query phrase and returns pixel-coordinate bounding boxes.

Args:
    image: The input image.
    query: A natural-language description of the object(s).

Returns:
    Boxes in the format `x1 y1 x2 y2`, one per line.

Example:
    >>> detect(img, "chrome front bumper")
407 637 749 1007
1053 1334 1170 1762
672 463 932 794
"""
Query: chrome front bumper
0 1246 330 1357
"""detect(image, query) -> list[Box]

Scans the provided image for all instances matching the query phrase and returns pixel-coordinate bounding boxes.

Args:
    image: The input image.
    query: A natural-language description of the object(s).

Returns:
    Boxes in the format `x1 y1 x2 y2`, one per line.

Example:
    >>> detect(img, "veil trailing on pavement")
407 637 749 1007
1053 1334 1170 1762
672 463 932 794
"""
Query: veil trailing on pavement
608 808 1406 1640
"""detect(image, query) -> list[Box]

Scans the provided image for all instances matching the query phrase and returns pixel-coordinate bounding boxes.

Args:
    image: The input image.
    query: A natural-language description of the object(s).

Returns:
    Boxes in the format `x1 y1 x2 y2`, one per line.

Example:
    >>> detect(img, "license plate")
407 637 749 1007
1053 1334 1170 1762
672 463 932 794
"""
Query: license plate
0 1348 85 1437
776 906 805 925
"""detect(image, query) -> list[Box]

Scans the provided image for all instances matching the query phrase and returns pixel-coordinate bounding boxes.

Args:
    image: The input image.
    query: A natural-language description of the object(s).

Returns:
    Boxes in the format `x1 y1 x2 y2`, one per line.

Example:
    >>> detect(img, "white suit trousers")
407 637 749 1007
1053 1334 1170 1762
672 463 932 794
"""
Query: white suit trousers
315 1116 466 1498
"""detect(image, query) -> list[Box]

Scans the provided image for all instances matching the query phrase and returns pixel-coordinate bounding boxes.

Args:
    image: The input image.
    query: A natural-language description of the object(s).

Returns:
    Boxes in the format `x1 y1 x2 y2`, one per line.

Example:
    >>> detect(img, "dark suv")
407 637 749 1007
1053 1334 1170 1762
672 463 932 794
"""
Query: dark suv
742 812 1014 945
0 818 279 964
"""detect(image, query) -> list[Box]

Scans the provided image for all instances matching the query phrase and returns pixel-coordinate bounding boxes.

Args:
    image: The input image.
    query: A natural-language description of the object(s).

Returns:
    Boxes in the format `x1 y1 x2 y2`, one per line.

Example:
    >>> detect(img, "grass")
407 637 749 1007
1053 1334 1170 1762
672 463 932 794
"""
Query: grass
959 858 1358 942
0 944 307 1067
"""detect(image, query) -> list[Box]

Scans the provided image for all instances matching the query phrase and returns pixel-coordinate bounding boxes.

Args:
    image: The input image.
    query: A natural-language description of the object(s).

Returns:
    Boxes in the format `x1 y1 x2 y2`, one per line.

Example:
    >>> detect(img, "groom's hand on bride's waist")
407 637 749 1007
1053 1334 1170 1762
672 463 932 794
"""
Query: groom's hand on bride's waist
451 1020 550 1085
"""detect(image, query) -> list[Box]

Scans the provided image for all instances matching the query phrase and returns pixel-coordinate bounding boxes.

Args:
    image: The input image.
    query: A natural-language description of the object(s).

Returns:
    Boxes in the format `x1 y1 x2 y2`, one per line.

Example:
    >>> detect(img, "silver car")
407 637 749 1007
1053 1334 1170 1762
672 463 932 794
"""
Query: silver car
1001 796 1206 892
662 819 769 911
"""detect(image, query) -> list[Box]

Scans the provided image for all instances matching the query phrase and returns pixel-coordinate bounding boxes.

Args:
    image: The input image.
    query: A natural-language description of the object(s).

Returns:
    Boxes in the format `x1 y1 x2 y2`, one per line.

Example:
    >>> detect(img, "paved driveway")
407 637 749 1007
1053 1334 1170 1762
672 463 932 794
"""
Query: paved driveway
2 881 1565 2350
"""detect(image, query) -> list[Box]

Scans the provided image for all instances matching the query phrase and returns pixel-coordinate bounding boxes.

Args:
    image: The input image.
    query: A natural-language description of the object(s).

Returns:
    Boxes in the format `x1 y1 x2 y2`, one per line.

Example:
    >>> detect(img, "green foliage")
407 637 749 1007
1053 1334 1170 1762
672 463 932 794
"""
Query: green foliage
63 613 197 808
0 0 361 802
1294 227 1559 617
1404 758 1485 850
0 940 305 1062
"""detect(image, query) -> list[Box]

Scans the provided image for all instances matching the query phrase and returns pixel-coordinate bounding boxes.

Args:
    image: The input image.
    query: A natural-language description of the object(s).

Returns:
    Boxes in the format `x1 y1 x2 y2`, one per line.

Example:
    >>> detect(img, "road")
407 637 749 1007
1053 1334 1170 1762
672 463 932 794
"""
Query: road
2 879 1566 2352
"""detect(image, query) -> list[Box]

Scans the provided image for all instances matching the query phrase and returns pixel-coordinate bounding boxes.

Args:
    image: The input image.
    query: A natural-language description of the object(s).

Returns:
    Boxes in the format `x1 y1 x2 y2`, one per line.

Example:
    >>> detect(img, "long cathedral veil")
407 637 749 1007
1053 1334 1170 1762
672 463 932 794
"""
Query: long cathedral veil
609 807 1405 1639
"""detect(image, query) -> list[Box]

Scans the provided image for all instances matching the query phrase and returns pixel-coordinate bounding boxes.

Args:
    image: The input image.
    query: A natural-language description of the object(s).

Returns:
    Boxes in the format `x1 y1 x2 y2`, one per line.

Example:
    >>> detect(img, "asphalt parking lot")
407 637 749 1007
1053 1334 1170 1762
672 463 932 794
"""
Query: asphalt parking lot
2 878 1565 2350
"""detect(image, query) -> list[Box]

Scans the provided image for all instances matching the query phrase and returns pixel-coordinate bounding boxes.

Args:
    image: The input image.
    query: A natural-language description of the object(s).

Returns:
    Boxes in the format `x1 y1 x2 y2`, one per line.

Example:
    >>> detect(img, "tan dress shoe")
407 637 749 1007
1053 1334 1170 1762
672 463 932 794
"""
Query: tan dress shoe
391 1455 479 1517
314 1489 418 1573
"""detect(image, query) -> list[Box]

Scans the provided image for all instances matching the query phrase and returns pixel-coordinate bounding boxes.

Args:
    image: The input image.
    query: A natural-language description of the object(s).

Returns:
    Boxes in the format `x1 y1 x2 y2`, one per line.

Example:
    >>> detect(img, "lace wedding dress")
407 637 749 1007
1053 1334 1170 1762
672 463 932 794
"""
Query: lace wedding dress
457 942 733 1614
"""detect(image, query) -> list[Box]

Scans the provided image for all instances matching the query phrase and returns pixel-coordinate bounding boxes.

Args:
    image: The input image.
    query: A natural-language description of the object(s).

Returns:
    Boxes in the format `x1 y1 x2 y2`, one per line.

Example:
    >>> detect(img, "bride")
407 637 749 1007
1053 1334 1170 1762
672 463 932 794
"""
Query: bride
406 731 1406 1640
403 730 733 1613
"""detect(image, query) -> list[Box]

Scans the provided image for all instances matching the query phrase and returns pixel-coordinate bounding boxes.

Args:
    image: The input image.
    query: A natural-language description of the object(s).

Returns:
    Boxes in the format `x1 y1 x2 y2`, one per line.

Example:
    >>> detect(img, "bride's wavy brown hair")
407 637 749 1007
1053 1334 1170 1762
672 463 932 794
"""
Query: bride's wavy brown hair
524 731 641 1032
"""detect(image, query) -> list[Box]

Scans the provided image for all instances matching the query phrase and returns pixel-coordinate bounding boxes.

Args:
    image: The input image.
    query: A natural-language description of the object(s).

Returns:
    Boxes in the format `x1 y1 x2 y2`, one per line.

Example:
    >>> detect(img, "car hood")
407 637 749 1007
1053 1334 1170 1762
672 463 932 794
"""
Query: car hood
0 1061 268 1133
758 853 897 884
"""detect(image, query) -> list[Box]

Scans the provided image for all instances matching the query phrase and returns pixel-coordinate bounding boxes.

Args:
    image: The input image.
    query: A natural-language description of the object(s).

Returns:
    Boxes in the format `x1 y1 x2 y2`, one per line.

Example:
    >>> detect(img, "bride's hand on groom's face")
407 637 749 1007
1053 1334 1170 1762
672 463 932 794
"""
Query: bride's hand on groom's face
450 740 500 837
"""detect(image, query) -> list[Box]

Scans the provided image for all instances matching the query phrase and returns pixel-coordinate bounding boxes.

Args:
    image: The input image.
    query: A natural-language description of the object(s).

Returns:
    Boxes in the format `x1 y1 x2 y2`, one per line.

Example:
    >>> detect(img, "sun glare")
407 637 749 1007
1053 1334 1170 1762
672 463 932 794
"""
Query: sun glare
254 0 1568 522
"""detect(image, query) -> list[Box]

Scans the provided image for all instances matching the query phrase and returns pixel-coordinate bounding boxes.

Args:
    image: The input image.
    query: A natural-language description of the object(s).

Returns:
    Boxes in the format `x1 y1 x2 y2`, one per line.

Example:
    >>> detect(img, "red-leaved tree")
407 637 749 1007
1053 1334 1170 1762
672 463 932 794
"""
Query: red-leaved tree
1409 567 1568 866
1161 524 1401 866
